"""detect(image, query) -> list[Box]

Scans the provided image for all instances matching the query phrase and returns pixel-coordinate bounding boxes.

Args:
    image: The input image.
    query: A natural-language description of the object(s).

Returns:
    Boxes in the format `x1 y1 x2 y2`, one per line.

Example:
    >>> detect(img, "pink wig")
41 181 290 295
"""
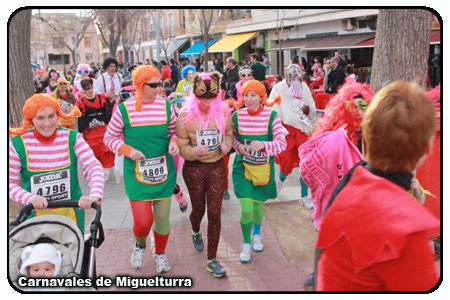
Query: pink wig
313 82 375 145
76 63 90 72
181 72 228 133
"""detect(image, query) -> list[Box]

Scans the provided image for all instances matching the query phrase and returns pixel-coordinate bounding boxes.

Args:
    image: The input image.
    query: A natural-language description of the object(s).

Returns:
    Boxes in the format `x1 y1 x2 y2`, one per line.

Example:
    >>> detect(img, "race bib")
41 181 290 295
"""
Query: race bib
30 170 71 201
242 139 269 164
196 129 222 152
299 114 314 129
60 100 74 114
135 156 168 184
183 84 193 94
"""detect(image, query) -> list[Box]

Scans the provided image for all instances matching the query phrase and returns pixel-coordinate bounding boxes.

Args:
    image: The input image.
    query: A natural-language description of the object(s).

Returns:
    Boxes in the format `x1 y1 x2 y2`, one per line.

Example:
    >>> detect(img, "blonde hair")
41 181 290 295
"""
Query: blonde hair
363 81 436 173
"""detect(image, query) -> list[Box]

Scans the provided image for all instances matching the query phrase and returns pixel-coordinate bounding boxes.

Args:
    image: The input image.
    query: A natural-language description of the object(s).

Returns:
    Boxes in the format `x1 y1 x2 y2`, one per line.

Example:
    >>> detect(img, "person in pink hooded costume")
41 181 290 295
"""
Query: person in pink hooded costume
73 63 94 100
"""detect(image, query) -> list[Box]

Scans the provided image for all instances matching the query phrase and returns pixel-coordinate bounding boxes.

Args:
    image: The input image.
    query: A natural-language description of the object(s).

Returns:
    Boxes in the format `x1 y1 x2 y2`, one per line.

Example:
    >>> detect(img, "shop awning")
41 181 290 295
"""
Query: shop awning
353 29 441 48
267 35 327 51
430 29 441 44
179 39 216 58
160 38 188 58
301 33 375 50
208 32 258 53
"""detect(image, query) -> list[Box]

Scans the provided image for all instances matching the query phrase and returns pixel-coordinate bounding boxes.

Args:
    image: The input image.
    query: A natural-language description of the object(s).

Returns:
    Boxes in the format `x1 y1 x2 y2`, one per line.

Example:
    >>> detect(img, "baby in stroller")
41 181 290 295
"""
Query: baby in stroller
9 202 103 292
20 243 61 278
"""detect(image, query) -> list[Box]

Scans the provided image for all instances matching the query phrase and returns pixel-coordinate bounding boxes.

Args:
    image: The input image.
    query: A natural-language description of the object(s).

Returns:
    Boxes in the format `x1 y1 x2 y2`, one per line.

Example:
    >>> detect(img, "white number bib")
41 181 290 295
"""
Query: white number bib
136 156 168 184
183 83 193 93
242 139 269 164
30 170 71 201
299 114 314 129
196 129 222 152
60 100 74 114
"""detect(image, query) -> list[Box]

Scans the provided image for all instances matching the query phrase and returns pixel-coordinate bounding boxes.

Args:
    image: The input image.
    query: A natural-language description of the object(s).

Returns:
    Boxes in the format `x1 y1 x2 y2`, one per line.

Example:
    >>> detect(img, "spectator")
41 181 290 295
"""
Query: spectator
195 58 202 72
161 60 171 81
301 57 309 73
262 54 271 73
334 51 346 68
311 68 324 82
311 57 322 78
125 65 137 80
169 59 180 87
221 57 240 99
214 56 224 73
322 59 332 92
326 57 346 94
291 55 304 71
249 53 266 81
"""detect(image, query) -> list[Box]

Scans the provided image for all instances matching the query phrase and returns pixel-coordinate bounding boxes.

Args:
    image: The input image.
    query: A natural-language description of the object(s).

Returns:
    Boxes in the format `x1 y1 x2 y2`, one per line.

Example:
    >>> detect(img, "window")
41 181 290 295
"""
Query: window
180 10 186 29
149 17 156 39
52 37 65 49
85 53 92 61
141 18 148 40
48 54 70 65
84 37 91 48
168 13 174 36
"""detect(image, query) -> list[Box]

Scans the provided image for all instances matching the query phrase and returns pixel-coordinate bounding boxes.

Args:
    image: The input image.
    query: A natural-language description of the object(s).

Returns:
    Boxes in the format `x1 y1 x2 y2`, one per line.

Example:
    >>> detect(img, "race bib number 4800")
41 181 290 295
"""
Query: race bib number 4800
136 156 168 184
30 170 71 201
196 129 222 152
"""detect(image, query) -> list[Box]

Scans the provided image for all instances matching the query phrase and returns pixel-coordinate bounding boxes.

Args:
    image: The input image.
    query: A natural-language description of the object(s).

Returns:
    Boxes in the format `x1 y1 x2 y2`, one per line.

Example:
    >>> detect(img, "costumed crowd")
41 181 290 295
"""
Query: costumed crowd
10 55 440 291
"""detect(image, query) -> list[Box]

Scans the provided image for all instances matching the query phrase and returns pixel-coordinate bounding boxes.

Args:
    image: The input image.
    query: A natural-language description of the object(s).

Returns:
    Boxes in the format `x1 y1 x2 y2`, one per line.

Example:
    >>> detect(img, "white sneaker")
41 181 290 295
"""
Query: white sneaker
130 243 145 269
114 170 121 184
104 168 110 182
299 197 314 210
239 243 252 263
154 254 171 273
252 234 264 252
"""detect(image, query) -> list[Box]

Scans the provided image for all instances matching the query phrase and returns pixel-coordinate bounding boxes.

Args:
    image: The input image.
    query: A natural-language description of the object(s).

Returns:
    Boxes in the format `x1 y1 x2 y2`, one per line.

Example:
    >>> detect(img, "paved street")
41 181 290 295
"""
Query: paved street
79 153 313 292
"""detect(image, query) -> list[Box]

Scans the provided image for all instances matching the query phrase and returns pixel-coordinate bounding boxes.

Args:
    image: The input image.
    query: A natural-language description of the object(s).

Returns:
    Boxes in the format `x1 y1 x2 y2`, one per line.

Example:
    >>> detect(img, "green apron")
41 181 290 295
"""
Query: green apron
119 100 176 201
12 128 85 232
232 110 277 202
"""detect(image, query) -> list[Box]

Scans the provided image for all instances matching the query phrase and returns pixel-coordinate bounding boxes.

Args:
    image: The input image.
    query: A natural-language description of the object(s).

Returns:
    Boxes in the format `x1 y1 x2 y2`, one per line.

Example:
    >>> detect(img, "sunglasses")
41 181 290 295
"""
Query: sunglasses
120 92 134 100
240 74 252 77
77 70 90 75
145 82 161 88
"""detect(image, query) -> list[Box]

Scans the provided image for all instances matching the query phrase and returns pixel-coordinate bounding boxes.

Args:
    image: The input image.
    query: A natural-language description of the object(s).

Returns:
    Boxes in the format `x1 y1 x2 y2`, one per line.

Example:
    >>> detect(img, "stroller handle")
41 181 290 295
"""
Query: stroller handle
10 201 102 230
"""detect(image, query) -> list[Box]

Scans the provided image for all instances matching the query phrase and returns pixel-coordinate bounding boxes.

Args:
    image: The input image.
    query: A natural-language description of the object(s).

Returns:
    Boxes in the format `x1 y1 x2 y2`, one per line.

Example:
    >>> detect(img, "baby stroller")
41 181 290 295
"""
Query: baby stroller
9 201 104 290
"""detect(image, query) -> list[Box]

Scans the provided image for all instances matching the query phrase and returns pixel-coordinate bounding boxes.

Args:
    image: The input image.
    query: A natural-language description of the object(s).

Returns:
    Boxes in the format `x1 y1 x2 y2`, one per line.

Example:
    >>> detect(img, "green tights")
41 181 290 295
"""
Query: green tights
240 198 264 244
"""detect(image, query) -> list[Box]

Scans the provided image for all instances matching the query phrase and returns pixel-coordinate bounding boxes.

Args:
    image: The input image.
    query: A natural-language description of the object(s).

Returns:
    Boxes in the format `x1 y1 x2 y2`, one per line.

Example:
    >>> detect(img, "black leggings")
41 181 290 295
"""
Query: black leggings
182 158 226 260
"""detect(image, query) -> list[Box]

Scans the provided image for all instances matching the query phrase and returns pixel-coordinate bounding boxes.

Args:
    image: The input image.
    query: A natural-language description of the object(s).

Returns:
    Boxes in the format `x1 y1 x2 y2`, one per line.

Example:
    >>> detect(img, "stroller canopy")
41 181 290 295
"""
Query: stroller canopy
9 214 84 281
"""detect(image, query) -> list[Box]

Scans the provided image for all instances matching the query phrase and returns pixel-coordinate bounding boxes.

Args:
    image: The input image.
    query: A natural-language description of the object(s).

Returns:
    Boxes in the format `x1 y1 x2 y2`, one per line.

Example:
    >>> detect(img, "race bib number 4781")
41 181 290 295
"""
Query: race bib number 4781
30 170 71 201
196 129 222 152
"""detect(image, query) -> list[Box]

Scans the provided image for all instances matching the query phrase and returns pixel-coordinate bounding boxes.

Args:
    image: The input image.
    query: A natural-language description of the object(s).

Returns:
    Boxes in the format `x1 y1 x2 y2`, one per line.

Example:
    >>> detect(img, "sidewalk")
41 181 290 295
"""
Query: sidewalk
80 154 312 292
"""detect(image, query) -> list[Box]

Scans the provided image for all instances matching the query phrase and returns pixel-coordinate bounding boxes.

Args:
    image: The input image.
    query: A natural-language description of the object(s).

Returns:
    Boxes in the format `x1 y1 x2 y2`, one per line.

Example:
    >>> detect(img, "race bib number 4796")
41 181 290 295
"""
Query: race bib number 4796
30 170 71 201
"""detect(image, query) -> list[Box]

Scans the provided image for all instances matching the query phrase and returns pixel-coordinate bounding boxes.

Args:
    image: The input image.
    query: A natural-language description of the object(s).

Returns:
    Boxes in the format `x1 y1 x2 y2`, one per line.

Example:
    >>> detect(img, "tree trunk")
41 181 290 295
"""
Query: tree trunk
371 9 430 92
9 9 34 128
